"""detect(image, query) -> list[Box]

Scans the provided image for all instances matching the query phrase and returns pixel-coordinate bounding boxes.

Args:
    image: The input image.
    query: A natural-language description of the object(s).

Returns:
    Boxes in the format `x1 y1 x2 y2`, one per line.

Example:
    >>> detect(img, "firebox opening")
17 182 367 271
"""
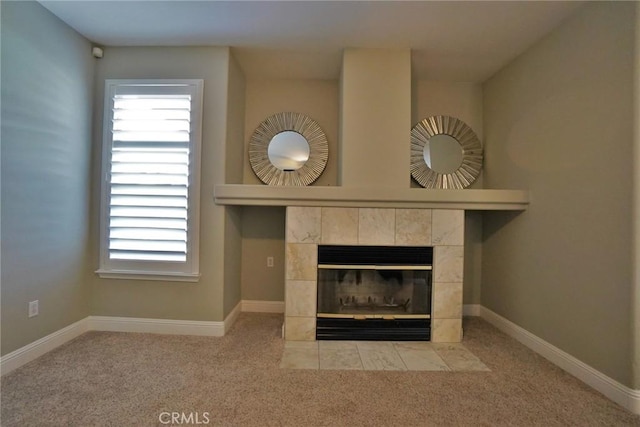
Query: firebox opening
316 245 433 341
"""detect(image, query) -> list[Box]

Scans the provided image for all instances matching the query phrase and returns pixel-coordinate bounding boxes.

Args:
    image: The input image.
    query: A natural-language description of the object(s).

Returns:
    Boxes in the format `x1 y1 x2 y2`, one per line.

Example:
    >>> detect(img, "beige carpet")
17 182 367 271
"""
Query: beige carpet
2 313 639 426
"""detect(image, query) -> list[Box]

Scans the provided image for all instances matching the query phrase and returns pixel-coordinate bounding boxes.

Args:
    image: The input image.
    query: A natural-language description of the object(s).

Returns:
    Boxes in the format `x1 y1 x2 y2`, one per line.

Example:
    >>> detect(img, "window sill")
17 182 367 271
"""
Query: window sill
95 269 200 283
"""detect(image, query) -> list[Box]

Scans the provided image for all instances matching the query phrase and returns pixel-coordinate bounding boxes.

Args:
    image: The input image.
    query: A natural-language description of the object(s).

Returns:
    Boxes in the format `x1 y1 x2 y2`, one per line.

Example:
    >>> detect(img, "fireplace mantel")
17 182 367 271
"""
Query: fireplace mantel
214 185 529 210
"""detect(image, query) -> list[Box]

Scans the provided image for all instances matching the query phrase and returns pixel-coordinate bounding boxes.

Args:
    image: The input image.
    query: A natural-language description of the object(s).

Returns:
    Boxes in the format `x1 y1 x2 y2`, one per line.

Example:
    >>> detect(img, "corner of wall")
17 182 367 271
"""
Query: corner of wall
631 0 640 390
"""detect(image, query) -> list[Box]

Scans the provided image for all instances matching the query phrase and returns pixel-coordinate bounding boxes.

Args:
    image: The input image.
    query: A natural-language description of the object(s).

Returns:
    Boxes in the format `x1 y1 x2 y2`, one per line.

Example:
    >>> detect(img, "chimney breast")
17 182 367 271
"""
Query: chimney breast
339 49 411 188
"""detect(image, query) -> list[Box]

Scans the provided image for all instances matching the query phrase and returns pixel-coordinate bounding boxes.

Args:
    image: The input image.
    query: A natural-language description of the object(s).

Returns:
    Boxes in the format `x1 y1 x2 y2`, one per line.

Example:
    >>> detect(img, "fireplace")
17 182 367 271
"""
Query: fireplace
316 245 432 340
285 206 464 343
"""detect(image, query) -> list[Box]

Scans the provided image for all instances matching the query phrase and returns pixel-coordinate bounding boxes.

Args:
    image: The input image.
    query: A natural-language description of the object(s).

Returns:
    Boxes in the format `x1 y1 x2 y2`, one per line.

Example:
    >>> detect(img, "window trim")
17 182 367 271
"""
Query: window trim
96 79 204 282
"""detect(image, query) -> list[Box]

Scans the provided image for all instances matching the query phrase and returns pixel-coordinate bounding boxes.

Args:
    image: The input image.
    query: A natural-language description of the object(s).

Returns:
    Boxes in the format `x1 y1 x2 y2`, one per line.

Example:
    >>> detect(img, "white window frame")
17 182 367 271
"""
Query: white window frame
96 79 203 282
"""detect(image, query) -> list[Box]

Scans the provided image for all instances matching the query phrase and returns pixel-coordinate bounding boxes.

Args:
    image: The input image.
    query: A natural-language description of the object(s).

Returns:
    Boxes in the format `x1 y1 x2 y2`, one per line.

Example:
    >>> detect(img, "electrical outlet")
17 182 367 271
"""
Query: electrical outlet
267 256 274 268
28 300 39 318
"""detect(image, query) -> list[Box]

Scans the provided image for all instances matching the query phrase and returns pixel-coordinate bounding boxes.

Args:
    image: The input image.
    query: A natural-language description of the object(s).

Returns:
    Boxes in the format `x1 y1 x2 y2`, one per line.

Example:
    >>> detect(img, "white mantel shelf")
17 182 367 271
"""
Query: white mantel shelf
214 185 529 210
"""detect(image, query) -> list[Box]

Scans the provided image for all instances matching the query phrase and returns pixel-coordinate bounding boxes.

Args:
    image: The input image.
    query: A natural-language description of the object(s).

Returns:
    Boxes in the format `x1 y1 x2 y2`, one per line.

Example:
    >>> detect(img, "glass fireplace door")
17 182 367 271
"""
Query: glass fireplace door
316 245 433 340
317 266 431 319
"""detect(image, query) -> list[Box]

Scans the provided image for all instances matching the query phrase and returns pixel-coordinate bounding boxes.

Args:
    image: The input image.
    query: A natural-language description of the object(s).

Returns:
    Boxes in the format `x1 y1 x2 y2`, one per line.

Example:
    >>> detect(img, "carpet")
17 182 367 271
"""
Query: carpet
2 313 639 426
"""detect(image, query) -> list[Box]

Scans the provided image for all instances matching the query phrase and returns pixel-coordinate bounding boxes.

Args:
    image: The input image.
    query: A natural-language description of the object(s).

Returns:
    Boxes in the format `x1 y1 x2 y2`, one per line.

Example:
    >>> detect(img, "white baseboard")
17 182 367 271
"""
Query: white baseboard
463 304 481 316
1 318 89 376
2 305 248 376
88 315 227 337
224 301 242 333
241 300 284 313
480 306 640 415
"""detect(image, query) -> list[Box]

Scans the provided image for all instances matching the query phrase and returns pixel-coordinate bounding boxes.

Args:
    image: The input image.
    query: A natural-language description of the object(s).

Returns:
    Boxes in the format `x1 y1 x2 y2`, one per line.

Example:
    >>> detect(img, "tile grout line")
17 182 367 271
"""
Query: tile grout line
282 340 489 372
356 344 365 370
393 345 409 371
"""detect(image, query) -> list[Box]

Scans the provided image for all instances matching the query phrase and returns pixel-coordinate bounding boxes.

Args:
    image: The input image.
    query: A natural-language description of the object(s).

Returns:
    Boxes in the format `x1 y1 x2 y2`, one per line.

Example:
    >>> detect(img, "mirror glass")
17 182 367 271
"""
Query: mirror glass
267 131 310 171
423 134 463 174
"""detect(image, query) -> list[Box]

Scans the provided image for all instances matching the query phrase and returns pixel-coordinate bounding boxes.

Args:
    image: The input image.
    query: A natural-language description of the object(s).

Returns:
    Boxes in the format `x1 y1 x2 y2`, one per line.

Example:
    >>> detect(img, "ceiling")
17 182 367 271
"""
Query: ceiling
39 1 585 82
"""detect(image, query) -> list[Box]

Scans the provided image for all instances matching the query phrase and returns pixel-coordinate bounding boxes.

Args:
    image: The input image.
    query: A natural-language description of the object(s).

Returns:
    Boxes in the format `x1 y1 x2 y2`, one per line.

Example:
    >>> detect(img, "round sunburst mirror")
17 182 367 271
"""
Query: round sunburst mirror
410 115 483 189
249 112 328 186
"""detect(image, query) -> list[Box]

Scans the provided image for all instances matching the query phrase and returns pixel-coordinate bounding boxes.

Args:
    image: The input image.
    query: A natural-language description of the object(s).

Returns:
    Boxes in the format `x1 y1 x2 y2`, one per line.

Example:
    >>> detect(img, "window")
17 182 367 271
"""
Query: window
97 80 203 281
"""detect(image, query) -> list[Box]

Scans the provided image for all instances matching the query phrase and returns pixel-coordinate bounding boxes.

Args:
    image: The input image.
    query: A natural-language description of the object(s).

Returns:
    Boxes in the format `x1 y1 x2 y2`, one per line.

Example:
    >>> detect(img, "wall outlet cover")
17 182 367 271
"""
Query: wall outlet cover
28 300 39 318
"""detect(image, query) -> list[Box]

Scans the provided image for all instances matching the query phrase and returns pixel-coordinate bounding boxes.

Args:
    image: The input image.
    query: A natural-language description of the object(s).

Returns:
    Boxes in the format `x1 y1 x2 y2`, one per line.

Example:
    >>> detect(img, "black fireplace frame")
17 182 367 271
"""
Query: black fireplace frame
316 318 430 341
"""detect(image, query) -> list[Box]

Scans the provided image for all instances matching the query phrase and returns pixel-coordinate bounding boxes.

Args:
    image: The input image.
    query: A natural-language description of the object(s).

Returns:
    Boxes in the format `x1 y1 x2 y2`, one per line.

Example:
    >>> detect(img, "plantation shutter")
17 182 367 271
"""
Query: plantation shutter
108 92 192 262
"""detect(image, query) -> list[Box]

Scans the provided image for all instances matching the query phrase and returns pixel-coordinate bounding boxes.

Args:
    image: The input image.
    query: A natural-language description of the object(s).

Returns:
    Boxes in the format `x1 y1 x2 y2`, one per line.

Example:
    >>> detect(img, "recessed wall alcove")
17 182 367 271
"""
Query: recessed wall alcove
217 185 529 342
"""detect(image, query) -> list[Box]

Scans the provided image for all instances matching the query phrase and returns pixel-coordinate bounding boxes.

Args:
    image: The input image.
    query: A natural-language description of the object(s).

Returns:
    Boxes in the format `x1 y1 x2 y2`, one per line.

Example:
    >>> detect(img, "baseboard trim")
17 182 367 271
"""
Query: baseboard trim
1 318 89 376
224 301 242 333
88 315 227 337
2 308 245 376
463 304 481 316
241 300 285 313
479 306 640 415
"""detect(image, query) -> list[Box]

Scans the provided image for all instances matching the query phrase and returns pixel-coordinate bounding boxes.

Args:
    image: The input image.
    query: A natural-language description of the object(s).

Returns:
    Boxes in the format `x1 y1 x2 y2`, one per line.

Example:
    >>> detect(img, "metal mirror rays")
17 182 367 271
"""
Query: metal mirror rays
249 112 328 186
410 115 483 189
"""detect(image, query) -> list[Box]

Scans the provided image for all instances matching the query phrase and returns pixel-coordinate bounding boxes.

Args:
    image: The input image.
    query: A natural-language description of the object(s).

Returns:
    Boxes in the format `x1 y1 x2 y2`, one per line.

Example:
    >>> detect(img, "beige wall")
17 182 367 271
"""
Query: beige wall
411 80 484 188
1 2 94 355
240 78 338 302
483 2 635 386
241 207 286 302
224 206 243 316
463 213 482 305
633 2 640 390
226 54 247 186
243 79 339 186
412 81 483 139
340 49 411 188
89 46 234 321
223 54 247 316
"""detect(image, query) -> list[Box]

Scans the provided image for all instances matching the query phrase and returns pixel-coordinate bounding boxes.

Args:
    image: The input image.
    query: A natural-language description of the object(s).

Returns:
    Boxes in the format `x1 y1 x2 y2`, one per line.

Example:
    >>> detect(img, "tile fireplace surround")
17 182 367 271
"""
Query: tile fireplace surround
285 207 464 343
